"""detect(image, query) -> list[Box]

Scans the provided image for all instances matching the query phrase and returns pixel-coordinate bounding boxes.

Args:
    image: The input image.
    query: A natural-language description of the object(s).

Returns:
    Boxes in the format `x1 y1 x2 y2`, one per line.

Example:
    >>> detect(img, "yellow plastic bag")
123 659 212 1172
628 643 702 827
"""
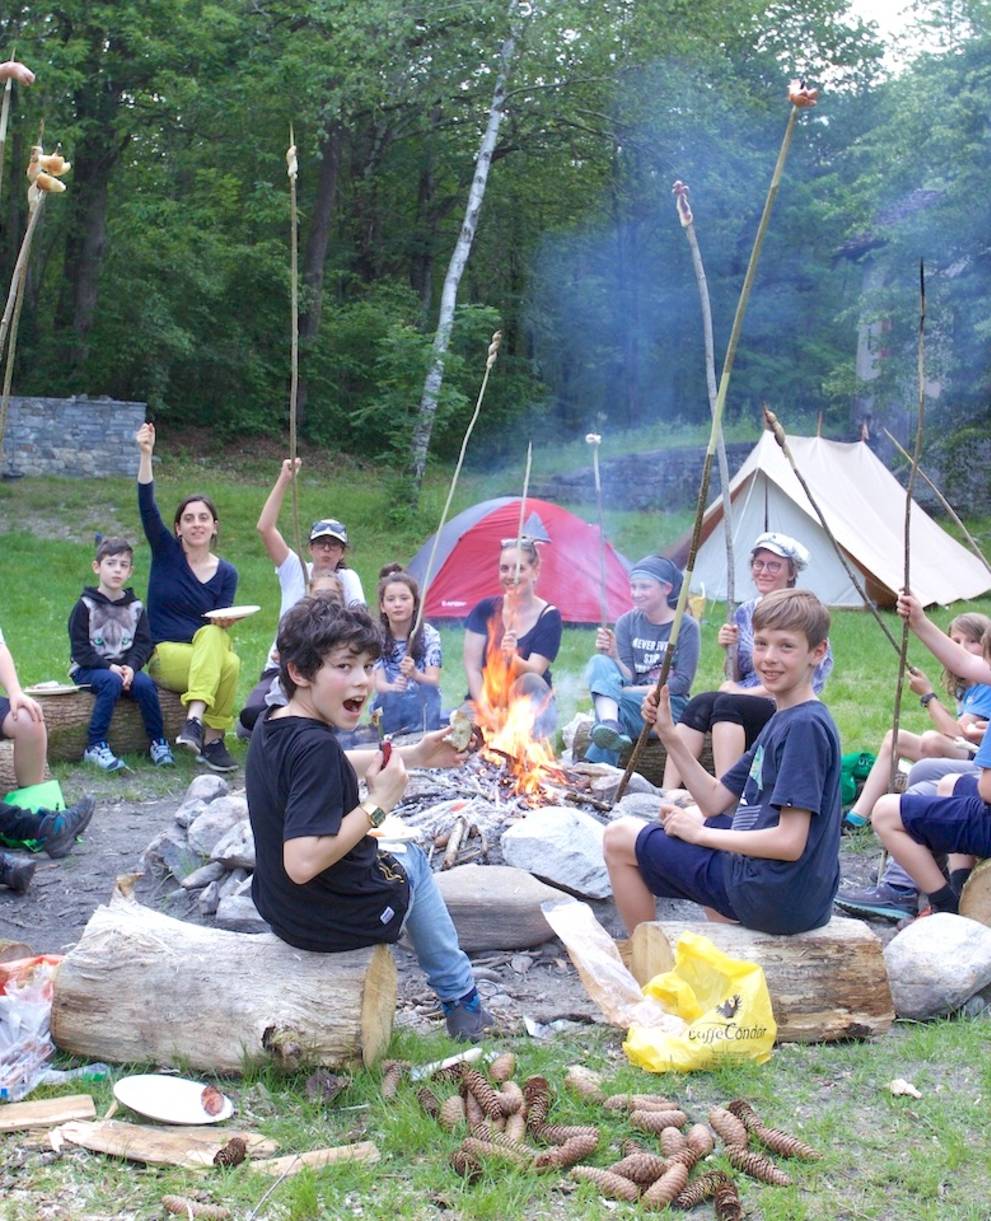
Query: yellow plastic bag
623 931 776 1073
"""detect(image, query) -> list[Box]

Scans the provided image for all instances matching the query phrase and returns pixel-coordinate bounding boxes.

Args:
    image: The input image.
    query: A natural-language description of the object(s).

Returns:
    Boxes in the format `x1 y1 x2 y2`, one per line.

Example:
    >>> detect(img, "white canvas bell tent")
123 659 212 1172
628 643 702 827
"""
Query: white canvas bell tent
670 432 991 609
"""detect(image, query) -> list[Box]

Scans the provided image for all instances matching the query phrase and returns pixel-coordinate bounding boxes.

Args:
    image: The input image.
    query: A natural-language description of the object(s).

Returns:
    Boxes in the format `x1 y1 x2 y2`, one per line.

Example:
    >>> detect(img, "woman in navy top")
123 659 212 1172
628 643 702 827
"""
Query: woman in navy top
136 423 240 772
463 537 562 739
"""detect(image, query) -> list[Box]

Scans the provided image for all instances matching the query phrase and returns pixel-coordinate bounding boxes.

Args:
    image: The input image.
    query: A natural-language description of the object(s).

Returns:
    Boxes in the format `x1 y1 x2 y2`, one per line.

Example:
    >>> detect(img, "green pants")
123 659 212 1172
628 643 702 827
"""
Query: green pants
149 625 240 732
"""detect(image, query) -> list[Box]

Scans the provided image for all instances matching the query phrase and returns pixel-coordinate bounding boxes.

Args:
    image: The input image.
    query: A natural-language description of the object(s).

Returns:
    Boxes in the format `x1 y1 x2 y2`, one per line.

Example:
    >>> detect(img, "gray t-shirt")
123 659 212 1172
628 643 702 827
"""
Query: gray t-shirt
614 609 700 697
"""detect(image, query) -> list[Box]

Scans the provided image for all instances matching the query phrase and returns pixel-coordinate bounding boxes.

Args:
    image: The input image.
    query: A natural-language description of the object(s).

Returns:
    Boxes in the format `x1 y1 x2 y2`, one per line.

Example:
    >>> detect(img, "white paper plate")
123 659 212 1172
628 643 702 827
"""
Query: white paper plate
202 605 261 622
24 682 87 696
113 1074 234 1125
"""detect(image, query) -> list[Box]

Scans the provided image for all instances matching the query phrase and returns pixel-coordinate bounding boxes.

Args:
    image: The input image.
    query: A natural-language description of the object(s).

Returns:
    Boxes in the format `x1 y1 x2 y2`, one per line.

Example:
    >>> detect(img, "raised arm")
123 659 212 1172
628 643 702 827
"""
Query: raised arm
135 423 172 551
899 592 991 685
256 460 298 567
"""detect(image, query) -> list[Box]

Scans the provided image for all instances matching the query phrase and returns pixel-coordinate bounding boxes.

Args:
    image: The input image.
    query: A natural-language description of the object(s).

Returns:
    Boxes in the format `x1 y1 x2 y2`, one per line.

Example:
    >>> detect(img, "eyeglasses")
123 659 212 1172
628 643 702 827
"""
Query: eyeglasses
751 558 785 574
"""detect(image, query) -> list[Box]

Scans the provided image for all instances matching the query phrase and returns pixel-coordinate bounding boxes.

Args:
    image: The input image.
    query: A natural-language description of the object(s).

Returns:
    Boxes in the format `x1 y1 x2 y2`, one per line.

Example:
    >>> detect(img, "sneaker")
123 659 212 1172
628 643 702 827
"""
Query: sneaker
841 809 869 832
0 851 36 893
83 741 127 773
37 796 97 860
199 738 238 773
149 738 175 767
834 881 918 921
443 989 496 1042
590 718 633 754
176 717 204 756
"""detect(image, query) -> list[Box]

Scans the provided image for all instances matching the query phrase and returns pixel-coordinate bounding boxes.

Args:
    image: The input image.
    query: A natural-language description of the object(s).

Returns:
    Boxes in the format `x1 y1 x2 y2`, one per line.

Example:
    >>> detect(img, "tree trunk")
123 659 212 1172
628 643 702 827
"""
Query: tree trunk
407 1 526 491
295 122 341 430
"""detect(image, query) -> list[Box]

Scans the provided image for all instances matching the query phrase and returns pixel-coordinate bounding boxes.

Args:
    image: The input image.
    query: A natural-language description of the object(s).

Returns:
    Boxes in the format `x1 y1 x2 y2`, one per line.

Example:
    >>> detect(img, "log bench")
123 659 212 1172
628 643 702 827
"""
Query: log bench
630 917 894 1043
0 685 186 789
51 890 396 1072
573 720 713 788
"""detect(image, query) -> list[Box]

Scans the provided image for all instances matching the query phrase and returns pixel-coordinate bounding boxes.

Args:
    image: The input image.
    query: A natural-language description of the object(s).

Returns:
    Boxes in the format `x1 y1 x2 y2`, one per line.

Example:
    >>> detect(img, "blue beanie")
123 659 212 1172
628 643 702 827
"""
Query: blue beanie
630 555 683 607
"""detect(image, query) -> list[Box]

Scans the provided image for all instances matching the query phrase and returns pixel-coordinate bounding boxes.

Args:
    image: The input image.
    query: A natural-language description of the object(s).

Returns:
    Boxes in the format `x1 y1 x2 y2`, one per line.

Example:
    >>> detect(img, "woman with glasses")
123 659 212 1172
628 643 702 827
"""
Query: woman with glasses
661 532 832 786
463 537 562 738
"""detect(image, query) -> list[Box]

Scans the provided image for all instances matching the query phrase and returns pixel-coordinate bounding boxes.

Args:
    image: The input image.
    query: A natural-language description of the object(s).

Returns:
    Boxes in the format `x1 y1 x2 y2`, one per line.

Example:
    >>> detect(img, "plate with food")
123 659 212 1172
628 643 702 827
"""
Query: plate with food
113 1074 234 1124
203 605 261 622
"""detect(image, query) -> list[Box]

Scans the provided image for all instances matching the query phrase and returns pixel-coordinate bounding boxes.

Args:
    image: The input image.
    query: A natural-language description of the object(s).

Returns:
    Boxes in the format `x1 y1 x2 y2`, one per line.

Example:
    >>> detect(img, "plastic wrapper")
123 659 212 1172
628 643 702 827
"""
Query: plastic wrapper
540 899 685 1034
0 956 61 1102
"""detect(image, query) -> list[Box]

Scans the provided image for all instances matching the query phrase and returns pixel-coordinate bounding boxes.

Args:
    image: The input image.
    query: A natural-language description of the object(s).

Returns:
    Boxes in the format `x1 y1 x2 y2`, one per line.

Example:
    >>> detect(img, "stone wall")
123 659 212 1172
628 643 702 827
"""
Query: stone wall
1 395 146 478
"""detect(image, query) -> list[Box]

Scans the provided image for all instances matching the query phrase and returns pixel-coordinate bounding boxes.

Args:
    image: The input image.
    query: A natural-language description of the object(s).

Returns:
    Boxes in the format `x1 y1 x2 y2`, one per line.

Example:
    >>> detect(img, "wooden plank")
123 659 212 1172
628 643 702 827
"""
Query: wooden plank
251 1142 381 1177
0 1093 95 1131
52 1119 277 1168
630 917 894 1043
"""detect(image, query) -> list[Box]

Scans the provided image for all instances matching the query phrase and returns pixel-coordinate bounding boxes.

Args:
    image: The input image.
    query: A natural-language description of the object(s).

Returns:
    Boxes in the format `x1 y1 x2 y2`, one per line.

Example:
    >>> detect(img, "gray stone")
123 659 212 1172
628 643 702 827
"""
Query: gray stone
218 868 249 899
139 828 204 882
883 912 991 1019
179 860 226 890
173 798 207 829
588 766 658 806
214 894 269 934
615 793 663 821
187 795 248 857
501 808 610 899
510 954 533 975
435 864 567 951
198 880 222 916
182 774 230 806
210 821 255 870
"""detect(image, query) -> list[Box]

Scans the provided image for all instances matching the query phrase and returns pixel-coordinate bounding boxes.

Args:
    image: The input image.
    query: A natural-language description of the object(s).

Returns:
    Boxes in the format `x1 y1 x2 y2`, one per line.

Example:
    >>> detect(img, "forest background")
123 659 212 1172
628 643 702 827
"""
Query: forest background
1 0 990 495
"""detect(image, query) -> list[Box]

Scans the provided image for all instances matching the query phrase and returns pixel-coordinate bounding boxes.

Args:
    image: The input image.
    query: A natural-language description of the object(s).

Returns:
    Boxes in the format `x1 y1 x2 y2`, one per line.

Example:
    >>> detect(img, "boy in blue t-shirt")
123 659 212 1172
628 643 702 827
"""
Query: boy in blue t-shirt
603 588 841 935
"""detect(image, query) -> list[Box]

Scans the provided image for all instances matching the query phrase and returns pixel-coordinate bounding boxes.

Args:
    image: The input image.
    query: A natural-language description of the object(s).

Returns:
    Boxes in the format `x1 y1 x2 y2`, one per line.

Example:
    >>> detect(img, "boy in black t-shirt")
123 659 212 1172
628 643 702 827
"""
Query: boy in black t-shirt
245 597 493 1040
603 589 841 935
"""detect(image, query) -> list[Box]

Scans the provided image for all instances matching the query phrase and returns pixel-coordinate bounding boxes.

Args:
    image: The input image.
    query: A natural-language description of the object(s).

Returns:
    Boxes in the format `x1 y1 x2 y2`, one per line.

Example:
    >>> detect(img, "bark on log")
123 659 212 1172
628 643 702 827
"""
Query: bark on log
51 892 396 1072
24 687 186 763
630 917 893 1043
573 722 713 788
0 744 50 792
959 858 991 926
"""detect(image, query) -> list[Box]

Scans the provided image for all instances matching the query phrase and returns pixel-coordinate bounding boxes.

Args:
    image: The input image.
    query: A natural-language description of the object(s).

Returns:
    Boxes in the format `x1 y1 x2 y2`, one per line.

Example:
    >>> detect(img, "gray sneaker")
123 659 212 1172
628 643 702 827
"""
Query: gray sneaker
591 718 632 754
834 881 917 921
444 1000 496 1042
37 796 97 860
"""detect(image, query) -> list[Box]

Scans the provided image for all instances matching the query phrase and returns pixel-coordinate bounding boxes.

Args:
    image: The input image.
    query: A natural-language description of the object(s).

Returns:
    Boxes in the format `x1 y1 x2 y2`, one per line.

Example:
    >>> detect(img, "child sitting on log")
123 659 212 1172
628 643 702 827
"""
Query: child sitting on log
603 588 841 935
69 536 175 771
245 596 494 1040
0 626 95 893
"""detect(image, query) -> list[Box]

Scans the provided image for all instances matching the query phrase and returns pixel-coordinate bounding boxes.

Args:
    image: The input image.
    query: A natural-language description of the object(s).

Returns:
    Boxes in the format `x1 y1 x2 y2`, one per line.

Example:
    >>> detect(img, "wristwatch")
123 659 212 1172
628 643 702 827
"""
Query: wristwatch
920 692 937 708
360 798 388 829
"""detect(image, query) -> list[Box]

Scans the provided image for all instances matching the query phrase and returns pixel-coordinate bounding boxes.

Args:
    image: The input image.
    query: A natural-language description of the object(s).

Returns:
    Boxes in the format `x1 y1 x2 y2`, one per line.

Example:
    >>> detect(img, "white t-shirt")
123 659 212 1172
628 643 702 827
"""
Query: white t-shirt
264 555 366 670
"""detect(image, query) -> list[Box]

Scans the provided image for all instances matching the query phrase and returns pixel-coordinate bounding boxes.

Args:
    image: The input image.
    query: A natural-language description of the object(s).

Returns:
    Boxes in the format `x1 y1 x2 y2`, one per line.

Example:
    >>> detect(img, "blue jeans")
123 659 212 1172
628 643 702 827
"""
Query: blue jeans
584 654 687 766
399 843 474 1003
72 667 165 747
371 684 442 735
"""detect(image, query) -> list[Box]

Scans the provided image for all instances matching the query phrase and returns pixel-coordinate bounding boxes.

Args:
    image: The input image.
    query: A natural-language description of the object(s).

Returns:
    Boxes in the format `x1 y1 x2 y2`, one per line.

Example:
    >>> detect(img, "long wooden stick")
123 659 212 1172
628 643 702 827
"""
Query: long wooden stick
882 426 991 575
673 180 737 678
0 191 44 362
763 407 903 656
511 440 533 590
0 72 12 202
0 242 28 454
616 90 811 800
286 127 305 573
412 330 501 638
585 432 609 625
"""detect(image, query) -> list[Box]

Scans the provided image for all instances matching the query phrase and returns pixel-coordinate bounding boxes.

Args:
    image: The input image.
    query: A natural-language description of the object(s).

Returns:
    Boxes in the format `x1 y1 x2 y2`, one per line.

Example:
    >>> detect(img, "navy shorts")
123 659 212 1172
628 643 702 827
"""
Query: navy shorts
900 784 991 858
0 696 10 738
635 815 739 921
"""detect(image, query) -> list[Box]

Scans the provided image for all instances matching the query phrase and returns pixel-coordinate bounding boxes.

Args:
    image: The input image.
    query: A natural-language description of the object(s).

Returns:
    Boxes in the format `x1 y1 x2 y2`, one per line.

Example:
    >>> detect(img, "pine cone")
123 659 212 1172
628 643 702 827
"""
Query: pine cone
660 1127 687 1156
672 1170 733 1210
564 1065 606 1103
162 1199 231 1219
449 1148 482 1182
604 1092 677 1111
726 1145 792 1186
497 1081 525 1116
433 1061 466 1084
752 1124 821 1160
713 1177 745 1220
461 1136 533 1169
621 1137 653 1158
416 1087 440 1120
641 1161 690 1210
504 1112 527 1144
685 1122 714 1157
212 1136 246 1168
606 1150 669 1185
439 1094 467 1131
630 1108 688 1133
488 1052 516 1082
462 1068 503 1119
708 1106 748 1148
380 1059 407 1099
529 1122 599 1147
725 1098 762 1132
304 1069 348 1104
666 1147 701 1172
464 1089 486 1128
522 1075 551 1125
533 1132 599 1171
569 1166 640 1202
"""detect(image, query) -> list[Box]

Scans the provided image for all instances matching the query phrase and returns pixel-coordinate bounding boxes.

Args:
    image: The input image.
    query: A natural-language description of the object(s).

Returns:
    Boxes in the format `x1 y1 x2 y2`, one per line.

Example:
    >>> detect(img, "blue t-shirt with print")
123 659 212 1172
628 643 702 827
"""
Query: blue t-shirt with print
973 721 991 769
959 683 991 720
719 700 842 934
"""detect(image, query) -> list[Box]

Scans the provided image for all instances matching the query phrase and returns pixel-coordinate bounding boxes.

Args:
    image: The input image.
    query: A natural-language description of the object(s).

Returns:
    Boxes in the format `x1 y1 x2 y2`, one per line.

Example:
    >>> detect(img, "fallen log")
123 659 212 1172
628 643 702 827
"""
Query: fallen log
250 1141 381 1177
630 917 893 1043
0 1094 95 1132
51 891 396 1072
19 686 186 764
959 858 991 926
573 722 713 787
0 744 49 791
52 1119 276 1169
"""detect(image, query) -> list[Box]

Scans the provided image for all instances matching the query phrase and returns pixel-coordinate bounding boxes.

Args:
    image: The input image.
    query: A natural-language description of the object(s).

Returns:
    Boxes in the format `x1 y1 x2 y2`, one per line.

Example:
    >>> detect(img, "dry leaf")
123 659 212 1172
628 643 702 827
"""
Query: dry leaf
888 1078 923 1099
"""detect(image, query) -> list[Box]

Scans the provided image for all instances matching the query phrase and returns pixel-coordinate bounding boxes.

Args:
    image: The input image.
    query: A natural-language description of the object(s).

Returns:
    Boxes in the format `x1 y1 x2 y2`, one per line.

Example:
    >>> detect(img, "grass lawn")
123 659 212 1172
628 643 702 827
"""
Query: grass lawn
2 451 991 1218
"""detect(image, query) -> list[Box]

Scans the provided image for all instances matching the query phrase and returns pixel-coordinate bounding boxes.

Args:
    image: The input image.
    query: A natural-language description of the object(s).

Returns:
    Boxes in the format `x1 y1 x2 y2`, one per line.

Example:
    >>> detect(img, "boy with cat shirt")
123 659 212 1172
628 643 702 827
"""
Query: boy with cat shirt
246 596 493 1040
604 588 841 935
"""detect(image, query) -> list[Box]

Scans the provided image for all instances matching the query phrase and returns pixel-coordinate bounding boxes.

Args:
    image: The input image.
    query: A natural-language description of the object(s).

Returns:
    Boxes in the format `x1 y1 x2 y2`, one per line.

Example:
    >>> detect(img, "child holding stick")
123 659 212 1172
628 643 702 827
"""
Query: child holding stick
371 565 442 736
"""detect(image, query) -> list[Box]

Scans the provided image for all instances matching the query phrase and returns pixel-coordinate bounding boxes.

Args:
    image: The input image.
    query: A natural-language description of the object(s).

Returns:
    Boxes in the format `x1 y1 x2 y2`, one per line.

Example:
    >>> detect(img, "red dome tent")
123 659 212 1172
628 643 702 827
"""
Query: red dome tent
407 497 632 624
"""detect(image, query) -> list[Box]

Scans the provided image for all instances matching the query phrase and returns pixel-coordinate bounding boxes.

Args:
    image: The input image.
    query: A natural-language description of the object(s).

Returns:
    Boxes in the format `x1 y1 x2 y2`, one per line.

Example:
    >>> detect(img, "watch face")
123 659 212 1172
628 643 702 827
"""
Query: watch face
366 802 387 828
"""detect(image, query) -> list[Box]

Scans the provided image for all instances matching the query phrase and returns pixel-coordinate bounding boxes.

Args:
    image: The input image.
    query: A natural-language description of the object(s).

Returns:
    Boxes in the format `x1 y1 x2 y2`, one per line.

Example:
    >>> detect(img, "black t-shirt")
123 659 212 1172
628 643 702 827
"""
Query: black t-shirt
719 700 841 935
465 596 562 688
245 712 410 952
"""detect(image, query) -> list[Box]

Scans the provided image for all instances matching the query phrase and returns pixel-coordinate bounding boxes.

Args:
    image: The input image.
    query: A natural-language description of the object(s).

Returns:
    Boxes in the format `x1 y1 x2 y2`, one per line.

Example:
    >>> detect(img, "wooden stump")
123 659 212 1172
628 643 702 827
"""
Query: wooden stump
574 722 713 787
29 687 186 763
630 917 893 1043
959 859 991 926
0 744 50 793
51 891 397 1072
